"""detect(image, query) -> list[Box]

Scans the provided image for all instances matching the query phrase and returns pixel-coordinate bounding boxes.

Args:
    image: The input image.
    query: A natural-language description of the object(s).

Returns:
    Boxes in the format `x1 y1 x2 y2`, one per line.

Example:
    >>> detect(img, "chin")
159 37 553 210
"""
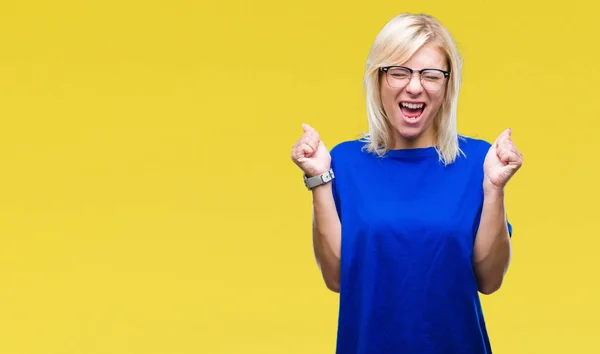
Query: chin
399 130 422 139
398 129 424 142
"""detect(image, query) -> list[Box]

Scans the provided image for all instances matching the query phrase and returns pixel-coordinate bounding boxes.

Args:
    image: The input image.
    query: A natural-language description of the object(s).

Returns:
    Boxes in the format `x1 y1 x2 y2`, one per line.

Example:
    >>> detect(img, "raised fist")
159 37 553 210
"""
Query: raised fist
291 123 331 177
483 128 524 190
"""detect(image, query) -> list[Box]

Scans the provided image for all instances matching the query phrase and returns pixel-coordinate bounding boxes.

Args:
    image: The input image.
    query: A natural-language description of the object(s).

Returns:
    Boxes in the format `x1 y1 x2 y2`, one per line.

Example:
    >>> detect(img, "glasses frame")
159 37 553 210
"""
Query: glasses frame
380 66 450 92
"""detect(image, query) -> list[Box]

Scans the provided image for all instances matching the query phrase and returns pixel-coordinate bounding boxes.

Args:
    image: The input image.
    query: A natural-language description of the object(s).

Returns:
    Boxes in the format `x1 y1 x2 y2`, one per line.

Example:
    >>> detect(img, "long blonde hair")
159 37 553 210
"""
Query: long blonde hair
362 13 464 164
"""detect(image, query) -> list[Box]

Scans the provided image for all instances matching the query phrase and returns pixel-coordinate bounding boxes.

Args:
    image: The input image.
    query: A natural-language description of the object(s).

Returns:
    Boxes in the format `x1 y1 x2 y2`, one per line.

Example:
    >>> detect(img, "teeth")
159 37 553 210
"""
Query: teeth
401 102 424 109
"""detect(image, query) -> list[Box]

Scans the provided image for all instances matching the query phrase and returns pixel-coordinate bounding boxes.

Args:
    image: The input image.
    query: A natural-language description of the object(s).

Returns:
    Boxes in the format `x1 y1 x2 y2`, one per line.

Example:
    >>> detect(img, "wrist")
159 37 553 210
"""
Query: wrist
311 182 332 194
305 167 331 178
483 182 505 199
304 168 334 190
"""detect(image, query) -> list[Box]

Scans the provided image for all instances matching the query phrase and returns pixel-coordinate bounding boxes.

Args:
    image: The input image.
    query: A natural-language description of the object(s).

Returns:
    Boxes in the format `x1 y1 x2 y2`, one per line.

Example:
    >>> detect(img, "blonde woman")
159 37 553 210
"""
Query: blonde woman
291 13 523 353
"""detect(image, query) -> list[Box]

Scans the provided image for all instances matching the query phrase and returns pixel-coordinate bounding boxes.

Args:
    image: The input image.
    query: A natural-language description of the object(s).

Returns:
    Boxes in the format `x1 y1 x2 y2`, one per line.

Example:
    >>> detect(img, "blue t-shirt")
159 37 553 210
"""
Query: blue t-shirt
330 136 511 354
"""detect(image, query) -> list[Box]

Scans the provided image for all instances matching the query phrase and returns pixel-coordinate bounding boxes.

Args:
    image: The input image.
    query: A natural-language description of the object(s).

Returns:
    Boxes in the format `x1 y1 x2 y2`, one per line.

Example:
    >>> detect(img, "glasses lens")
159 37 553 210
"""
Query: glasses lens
420 70 445 91
386 67 411 88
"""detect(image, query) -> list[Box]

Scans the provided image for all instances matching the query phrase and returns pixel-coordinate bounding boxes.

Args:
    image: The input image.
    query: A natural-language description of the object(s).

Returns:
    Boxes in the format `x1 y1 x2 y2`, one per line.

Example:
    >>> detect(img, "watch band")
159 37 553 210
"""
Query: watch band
304 169 335 190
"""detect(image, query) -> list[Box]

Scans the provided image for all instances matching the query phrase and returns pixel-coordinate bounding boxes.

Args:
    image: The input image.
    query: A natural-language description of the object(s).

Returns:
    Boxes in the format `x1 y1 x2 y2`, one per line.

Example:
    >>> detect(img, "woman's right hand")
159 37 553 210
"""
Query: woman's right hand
291 123 331 177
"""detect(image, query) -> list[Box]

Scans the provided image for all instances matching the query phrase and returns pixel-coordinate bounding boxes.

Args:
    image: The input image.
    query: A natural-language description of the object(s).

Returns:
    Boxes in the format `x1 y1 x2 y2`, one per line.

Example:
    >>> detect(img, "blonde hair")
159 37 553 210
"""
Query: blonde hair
361 13 464 165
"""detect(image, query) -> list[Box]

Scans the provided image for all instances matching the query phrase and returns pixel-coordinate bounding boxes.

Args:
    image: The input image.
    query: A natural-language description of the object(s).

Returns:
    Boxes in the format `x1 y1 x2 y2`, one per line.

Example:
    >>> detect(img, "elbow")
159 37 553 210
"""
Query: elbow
473 255 511 295
475 263 506 295
327 284 340 294
478 285 499 295
478 279 503 295
315 257 341 293
324 276 340 293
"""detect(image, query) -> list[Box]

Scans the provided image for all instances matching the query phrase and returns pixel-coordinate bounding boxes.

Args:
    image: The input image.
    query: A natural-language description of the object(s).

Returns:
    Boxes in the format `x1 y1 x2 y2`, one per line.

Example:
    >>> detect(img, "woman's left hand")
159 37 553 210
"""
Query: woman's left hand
483 128 523 191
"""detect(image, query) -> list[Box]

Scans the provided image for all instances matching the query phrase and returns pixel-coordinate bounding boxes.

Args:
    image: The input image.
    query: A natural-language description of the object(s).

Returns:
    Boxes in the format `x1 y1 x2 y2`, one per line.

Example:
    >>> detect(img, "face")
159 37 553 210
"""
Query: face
380 42 448 149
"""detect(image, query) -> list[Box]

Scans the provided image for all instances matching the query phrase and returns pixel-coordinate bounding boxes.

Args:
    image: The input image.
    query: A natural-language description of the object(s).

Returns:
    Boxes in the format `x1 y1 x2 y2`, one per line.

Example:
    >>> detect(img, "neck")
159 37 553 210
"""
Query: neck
391 132 435 150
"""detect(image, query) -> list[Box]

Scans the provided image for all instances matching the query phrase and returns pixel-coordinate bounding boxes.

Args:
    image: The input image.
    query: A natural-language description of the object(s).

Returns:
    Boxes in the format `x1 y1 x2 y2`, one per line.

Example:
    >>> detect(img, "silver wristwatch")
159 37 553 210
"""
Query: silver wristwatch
304 169 335 190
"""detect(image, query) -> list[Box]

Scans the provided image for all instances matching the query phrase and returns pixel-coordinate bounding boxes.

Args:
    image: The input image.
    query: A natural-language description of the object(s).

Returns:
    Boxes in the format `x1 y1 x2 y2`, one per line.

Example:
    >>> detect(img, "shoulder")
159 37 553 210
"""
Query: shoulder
457 134 492 161
330 139 368 159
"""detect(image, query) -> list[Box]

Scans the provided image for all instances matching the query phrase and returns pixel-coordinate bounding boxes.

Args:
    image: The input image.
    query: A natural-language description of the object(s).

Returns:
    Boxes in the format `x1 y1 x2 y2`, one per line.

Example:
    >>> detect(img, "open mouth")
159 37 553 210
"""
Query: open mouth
400 102 426 121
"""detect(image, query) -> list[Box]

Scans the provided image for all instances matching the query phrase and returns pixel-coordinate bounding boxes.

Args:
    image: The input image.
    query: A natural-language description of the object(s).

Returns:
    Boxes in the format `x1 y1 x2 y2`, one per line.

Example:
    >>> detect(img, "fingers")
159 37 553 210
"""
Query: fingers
302 123 311 133
498 149 521 164
291 123 320 162
299 123 320 152
494 128 512 148
495 129 523 166
292 142 314 162
302 123 320 149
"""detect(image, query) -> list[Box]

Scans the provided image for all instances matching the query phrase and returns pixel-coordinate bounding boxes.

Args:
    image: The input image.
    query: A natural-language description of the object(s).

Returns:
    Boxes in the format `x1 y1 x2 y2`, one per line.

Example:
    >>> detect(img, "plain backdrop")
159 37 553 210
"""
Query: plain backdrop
0 0 598 353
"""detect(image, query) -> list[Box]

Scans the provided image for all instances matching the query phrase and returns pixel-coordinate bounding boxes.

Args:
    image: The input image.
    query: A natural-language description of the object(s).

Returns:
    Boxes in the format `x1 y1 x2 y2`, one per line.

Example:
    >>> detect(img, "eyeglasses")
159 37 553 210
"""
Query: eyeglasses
380 66 450 92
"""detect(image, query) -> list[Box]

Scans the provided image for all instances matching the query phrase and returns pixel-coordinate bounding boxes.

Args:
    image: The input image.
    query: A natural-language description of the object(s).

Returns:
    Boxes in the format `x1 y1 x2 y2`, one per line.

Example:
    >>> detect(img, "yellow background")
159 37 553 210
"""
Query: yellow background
0 0 597 353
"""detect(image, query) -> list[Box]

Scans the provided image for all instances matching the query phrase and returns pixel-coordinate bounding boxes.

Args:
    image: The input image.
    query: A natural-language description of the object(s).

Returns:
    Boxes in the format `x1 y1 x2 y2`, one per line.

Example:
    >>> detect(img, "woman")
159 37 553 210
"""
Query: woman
290 13 523 353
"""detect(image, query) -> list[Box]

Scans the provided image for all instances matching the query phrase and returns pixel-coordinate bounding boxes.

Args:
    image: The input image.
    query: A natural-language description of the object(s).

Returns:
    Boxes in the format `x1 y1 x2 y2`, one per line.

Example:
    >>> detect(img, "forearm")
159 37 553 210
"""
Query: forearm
473 187 512 295
311 183 342 293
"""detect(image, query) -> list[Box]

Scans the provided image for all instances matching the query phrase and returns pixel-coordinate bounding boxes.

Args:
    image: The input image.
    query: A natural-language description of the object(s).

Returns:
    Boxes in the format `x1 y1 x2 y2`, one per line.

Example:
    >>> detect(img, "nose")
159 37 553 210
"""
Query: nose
405 74 424 95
